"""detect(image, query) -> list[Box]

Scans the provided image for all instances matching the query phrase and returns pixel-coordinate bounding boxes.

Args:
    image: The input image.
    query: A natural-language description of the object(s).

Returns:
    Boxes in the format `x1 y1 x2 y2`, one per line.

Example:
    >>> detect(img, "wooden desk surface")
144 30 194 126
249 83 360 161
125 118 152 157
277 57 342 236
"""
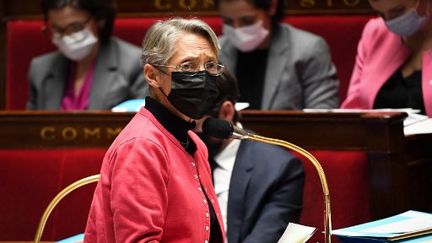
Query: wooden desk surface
0 110 410 151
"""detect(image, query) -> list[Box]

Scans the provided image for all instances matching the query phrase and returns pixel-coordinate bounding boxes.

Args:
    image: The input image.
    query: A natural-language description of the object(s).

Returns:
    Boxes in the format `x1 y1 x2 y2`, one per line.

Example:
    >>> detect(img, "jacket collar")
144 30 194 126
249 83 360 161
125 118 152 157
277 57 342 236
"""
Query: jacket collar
89 38 118 109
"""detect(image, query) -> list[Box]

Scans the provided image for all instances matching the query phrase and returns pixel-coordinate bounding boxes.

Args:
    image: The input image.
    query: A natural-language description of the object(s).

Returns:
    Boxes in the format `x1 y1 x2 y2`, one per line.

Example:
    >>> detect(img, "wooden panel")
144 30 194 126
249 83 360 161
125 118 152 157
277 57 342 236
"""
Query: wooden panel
0 110 406 150
0 111 430 220
0 8 5 109
1 0 372 18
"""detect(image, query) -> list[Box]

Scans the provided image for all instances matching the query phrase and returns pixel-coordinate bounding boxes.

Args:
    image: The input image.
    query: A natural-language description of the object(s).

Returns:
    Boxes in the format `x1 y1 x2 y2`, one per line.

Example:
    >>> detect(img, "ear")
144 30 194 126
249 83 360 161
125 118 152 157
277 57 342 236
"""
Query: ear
268 0 277 16
144 64 161 88
218 100 235 122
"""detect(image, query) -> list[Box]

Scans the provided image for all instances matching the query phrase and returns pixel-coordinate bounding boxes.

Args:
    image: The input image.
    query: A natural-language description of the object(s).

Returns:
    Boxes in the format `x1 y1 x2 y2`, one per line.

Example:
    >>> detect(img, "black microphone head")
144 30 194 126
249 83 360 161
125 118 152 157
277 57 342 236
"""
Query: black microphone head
202 118 233 139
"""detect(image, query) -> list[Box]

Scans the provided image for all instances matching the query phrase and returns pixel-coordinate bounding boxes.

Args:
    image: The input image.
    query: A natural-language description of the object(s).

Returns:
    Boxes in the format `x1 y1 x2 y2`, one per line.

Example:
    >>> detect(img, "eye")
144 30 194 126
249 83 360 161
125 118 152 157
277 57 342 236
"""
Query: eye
205 62 217 72
239 16 257 27
179 62 197 72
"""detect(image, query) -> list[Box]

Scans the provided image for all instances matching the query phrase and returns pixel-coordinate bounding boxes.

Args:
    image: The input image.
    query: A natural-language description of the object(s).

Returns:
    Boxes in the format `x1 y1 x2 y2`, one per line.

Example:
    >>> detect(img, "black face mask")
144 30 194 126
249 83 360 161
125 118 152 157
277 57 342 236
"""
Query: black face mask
166 71 220 119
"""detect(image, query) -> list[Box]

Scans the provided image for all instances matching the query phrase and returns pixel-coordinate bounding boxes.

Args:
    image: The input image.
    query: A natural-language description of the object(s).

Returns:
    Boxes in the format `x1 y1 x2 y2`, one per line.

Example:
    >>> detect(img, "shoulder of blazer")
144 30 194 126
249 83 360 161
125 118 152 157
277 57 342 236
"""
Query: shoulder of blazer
30 51 64 69
272 23 329 55
106 37 142 71
29 51 66 84
239 139 297 167
359 17 396 50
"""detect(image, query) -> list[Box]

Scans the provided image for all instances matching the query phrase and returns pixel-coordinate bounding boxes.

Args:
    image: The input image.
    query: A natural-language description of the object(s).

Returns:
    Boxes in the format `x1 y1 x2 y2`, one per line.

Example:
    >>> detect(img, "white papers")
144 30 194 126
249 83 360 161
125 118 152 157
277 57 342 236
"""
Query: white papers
404 113 432 135
277 222 316 243
332 210 432 240
111 99 145 112
303 108 421 114
235 102 250 111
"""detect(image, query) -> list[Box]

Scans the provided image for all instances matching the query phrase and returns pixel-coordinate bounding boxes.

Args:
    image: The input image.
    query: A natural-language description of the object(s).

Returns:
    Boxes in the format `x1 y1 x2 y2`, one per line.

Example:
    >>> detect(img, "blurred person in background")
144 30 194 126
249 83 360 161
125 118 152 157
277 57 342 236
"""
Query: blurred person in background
195 69 305 243
27 0 147 110
342 0 432 116
216 0 339 110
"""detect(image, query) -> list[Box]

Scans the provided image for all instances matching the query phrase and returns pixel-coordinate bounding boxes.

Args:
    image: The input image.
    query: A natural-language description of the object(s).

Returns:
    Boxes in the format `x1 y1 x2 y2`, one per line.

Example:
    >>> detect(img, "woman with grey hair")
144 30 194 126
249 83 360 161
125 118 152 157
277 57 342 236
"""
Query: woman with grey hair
85 18 225 243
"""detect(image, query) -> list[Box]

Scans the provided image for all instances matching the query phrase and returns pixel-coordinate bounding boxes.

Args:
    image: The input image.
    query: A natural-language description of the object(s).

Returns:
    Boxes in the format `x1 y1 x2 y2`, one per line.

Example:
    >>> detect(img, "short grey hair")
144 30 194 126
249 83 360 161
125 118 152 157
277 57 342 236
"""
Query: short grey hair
141 17 221 66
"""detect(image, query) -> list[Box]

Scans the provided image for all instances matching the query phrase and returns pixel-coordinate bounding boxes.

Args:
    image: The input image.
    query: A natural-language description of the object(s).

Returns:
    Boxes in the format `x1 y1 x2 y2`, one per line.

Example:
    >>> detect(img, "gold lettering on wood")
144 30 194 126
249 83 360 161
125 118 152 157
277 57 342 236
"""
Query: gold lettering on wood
40 127 56 140
62 127 78 141
299 0 315 8
84 128 101 140
39 126 123 142
179 0 198 10
154 0 172 10
203 0 214 8
107 128 122 140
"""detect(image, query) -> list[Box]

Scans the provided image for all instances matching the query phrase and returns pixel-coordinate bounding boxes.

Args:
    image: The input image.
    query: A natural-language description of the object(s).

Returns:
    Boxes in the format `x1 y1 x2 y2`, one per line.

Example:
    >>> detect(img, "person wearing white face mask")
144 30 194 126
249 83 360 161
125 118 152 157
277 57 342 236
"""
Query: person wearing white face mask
342 0 432 117
27 0 148 110
216 0 339 110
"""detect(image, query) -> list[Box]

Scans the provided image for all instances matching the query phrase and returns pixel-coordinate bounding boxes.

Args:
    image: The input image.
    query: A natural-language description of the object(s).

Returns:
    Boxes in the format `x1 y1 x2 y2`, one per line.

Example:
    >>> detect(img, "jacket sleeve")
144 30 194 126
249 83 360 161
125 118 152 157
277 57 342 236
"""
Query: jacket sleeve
27 58 39 110
242 156 305 243
109 138 169 242
300 37 339 109
341 18 376 108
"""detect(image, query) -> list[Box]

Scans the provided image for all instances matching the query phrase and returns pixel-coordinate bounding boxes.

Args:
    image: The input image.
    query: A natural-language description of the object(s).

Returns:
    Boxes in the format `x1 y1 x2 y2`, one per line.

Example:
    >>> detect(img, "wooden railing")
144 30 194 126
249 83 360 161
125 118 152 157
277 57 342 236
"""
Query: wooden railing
0 110 431 219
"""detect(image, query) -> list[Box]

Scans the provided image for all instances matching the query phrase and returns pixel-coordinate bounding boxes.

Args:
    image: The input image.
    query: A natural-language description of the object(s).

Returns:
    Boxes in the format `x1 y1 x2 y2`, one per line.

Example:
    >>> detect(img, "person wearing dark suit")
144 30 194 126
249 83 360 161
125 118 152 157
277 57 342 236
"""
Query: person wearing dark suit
27 0 147 110
196 70 305 243
215 0 339 110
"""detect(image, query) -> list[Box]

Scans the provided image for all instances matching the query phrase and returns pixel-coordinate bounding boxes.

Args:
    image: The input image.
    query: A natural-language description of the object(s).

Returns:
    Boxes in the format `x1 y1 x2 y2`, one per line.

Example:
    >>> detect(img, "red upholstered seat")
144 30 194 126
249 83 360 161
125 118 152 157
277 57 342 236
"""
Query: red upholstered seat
0 147 370 241
296 150 370 243
0 148 105 240
5 15 371 110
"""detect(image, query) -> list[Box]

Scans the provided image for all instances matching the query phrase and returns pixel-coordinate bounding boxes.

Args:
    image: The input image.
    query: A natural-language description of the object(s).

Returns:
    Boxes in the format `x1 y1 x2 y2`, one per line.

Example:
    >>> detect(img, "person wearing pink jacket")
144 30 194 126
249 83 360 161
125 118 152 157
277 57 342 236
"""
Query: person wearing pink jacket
85 18 225 243
342 0 432 116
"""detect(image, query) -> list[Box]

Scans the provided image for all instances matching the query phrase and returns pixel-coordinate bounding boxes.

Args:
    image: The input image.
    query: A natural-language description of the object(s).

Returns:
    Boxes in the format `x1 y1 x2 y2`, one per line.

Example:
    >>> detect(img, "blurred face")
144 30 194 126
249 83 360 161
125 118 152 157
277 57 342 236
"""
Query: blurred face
368 0 427 20
218 0 272 30
46 6 99 39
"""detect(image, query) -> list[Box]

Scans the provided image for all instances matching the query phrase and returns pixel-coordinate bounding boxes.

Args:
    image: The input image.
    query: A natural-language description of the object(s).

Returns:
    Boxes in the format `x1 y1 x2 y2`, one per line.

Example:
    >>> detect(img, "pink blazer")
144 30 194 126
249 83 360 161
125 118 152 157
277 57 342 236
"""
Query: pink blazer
341 17 432 117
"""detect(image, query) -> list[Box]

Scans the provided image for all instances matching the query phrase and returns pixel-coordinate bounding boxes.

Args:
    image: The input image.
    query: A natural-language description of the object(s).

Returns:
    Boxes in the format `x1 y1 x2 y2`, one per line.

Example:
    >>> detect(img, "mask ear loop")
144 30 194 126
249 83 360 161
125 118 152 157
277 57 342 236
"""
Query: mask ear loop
150 65 172 98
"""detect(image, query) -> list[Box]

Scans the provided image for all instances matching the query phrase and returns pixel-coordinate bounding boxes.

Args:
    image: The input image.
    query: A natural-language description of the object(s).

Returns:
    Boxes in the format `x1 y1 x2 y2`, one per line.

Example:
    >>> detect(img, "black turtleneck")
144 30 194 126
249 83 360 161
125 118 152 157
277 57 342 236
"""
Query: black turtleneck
144 97 223 243
145 97 197 154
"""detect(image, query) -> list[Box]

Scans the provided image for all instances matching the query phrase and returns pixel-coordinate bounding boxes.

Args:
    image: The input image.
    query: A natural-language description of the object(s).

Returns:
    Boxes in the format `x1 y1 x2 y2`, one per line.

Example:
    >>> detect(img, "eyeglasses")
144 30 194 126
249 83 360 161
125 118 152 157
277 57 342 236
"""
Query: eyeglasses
43 16 92 40
154 61 225 76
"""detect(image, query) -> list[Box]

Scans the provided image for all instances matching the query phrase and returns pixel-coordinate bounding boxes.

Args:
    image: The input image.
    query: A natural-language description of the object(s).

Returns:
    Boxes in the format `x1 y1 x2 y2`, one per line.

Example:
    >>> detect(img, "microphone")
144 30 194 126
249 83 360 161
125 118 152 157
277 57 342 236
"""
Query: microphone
202 117 333 243
202 118 249 139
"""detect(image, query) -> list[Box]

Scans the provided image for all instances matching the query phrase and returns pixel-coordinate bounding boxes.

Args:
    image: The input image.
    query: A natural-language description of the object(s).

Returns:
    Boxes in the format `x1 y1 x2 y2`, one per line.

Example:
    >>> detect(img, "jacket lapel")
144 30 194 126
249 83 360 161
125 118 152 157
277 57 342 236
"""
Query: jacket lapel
227 140 253 243
44 54 68 109
262 28 290 109
89 41 118 109
365 34 411 108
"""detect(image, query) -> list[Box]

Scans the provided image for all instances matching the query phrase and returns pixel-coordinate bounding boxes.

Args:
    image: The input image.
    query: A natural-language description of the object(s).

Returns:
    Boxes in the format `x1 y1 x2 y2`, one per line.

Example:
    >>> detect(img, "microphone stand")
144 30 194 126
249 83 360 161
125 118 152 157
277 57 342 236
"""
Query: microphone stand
240 132 332 243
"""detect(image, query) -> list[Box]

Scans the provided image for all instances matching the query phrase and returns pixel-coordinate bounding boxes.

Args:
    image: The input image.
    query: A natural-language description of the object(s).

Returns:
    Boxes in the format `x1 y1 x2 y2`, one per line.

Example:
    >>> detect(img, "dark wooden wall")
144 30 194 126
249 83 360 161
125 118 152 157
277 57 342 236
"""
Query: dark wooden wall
1 0 372 18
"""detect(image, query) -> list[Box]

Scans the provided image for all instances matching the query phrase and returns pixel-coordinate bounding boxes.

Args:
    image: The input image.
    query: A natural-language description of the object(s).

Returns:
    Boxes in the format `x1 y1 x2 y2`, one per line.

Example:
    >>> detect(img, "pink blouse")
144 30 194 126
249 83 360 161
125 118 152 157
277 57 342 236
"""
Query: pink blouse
61 62 95 110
